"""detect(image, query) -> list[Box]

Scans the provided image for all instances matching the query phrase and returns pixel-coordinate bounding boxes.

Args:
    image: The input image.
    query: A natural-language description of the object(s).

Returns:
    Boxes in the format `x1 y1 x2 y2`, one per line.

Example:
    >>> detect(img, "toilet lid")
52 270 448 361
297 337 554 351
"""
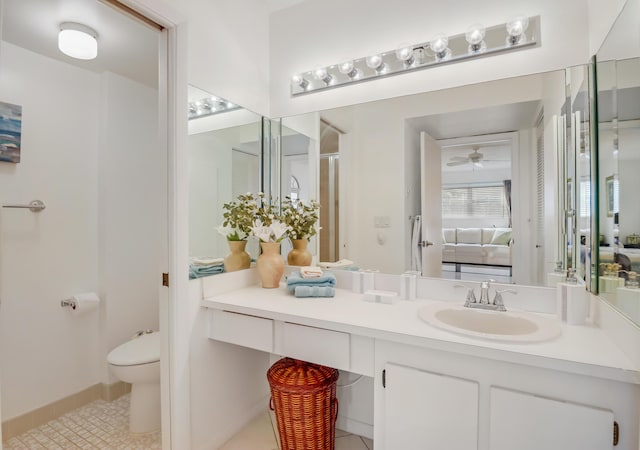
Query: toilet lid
107 332 160 366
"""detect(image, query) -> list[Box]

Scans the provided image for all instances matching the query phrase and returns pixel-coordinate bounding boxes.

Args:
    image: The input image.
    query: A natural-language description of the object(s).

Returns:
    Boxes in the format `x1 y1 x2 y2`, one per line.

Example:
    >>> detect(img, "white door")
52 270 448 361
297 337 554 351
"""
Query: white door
490 387 614 450
420 132 443 277
384 363 479 450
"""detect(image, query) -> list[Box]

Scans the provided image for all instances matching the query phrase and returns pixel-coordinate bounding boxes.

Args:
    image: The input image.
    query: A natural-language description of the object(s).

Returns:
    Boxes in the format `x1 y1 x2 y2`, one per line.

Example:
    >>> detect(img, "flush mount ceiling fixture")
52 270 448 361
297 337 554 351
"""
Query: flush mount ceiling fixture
290 16 539 96
58 22 98 60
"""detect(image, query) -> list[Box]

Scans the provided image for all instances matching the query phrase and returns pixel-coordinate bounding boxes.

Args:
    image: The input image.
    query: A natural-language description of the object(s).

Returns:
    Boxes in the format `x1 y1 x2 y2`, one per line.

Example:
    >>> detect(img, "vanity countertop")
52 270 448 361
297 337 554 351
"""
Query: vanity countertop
201 283 640 384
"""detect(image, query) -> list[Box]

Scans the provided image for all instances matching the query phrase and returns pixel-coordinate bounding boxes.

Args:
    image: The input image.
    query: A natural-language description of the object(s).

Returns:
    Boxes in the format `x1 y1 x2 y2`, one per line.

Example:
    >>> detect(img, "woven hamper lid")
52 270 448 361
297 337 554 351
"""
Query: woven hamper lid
268 358 339 391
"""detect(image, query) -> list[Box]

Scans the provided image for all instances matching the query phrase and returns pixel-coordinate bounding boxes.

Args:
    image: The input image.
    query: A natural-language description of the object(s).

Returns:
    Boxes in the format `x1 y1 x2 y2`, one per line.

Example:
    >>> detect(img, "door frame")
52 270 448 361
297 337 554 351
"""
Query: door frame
117 1 188 449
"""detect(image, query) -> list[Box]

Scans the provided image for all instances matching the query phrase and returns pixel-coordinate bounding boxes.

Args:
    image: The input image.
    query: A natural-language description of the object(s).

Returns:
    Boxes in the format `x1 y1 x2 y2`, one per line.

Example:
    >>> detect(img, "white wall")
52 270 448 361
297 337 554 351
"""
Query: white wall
98 71 161 382
0 41 161 418
269 0 590 117
587 0 628 56
0 41 101 419
165 0 270 116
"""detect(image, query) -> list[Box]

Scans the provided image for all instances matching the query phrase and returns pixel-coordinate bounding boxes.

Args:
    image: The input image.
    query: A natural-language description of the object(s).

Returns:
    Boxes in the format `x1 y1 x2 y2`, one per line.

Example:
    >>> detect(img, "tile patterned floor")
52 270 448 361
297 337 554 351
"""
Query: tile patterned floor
219 410 373 450
4 394 161 450
5 398 370 450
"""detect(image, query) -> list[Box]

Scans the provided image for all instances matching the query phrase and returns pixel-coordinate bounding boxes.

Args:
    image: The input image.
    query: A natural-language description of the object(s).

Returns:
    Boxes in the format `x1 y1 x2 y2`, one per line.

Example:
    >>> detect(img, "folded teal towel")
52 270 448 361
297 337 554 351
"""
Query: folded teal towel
286 270 336 292
294 286 335 298
189 264 225 279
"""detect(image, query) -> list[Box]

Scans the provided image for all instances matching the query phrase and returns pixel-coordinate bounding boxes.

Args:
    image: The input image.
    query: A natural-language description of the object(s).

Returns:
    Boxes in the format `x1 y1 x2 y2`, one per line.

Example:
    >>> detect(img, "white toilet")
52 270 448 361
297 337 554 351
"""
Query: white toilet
107 331 161 434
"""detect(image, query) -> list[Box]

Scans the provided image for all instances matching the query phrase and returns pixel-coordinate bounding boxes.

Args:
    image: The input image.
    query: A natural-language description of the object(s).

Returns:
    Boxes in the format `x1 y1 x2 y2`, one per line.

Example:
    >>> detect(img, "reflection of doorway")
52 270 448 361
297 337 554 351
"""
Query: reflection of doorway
232 148 260 197
320 121 341 262
320 154 339 261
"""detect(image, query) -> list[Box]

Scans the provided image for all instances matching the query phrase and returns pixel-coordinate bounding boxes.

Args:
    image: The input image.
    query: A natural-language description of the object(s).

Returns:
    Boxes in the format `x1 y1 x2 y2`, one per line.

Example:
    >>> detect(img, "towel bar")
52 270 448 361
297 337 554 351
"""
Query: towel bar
2 200 46 212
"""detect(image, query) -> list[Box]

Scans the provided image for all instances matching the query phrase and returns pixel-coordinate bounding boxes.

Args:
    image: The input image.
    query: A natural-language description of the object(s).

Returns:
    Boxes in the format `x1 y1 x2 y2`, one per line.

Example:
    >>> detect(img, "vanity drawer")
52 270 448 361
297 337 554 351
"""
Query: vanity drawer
282 323 350 371
208 309 274 353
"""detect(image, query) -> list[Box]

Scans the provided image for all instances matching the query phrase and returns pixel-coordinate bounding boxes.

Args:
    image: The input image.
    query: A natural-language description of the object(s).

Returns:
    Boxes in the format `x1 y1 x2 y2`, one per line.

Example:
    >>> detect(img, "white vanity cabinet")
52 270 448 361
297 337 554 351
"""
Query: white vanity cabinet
375 340 636 450
200 284 639 450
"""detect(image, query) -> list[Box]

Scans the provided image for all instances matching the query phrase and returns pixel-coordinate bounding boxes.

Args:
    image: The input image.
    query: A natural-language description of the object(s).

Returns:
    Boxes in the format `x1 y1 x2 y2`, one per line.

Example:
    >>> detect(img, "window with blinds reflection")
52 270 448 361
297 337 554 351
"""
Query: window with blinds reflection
442 185 508 218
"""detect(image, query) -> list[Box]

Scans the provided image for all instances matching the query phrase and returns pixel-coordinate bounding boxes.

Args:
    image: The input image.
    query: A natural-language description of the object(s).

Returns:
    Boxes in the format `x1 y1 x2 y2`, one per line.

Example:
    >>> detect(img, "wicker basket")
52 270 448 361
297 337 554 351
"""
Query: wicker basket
267 358 339 450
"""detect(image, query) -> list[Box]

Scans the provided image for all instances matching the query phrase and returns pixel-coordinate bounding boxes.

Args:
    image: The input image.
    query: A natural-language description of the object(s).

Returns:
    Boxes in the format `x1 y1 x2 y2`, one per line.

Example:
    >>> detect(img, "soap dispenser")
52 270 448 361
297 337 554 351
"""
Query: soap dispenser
556 268 589 324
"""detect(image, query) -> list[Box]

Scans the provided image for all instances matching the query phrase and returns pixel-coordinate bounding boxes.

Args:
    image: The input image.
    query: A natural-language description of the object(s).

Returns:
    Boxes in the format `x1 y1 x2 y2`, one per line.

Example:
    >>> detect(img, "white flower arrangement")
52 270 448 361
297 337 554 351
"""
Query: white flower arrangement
250 193 291 242
250 219 291 243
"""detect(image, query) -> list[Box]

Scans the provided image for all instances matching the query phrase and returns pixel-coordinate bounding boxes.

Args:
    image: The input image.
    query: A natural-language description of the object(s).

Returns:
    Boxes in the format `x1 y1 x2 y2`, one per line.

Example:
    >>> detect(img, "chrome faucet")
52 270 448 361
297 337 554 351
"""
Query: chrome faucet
479 280 491 304
462 280 516 312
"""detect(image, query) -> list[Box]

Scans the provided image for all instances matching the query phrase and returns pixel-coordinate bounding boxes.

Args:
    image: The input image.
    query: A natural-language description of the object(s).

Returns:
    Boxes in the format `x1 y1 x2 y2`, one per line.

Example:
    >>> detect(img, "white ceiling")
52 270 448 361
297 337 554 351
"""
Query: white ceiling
1 0 159 88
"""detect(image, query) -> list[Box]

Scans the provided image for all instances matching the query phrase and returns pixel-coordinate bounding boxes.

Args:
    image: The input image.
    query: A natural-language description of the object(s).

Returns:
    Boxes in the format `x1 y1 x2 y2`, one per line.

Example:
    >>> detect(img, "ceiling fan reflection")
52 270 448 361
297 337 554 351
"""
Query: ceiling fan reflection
445 144 509 168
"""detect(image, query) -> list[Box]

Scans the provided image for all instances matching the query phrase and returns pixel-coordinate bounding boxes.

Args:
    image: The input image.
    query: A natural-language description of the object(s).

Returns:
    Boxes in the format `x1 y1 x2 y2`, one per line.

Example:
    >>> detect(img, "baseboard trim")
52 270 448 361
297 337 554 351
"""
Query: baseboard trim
2 381 131 442
336 417 374 440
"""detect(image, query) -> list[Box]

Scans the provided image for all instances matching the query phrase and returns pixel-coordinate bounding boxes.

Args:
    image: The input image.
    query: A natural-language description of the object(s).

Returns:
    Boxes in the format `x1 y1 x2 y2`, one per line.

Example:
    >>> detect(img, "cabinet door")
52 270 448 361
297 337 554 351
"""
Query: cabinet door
490 387 614 450
384 363 478 450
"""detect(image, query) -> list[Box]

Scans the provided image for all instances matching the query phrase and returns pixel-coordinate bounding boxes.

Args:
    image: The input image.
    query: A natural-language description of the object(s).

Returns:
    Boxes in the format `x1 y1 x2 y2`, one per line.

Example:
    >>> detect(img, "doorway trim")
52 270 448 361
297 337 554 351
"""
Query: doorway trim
114 1 188 449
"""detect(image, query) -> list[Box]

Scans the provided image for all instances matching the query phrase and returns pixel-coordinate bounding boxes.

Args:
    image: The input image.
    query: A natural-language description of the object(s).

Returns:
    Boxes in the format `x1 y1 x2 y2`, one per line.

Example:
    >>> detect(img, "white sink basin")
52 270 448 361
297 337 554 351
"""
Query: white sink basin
417 302 561 343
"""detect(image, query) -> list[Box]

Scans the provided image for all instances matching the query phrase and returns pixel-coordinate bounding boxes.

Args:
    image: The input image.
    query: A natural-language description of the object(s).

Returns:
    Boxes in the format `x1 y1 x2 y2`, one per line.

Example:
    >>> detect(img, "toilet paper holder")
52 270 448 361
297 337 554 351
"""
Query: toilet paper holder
61 298 78 309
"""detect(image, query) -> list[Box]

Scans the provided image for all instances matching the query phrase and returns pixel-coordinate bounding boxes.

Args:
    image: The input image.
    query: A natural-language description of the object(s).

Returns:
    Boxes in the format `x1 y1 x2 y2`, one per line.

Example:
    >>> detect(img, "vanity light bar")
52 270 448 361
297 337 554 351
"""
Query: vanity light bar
290 16 540 96
188 95 240 120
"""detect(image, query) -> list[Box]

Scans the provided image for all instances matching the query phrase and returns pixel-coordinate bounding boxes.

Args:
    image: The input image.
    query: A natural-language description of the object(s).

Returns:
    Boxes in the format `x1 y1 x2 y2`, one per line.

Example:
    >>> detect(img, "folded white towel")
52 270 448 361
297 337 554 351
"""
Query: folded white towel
191 257 224 266
319 259 354 268
300 266 323 278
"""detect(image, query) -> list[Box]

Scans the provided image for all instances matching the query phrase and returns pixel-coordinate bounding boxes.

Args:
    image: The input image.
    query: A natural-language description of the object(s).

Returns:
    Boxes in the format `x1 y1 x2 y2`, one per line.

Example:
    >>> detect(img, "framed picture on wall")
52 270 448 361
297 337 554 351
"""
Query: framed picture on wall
606 175 618 217
0 101 22 163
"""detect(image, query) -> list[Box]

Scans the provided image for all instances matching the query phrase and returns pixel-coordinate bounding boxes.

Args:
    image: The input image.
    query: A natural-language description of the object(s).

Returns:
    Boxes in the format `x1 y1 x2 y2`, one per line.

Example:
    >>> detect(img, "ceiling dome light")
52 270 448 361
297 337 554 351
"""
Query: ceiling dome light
506 16 529 45
429 34 451 61
465 24 486 53
58 22 98 60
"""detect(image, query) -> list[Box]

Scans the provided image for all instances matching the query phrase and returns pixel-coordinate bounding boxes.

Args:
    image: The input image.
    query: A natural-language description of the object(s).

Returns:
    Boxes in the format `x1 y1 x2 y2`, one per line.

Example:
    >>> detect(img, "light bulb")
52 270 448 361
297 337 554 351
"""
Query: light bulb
395 44 415 66
430 34 451 61
506 16 529 45
465 24 486 53
338 60 360 79
313 66 333 85
366 54 385 72
291 73 309 89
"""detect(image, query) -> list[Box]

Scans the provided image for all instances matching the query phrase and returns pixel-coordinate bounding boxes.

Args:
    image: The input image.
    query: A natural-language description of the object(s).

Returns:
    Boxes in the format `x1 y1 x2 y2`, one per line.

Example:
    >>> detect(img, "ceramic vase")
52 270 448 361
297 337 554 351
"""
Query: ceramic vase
257 242 284 288
288 239 312 266
223 240 251 272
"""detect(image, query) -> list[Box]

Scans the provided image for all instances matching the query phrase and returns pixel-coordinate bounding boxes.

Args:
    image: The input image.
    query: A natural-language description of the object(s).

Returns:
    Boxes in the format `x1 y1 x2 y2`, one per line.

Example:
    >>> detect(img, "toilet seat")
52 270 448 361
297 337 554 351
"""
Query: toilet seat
107 331 160 366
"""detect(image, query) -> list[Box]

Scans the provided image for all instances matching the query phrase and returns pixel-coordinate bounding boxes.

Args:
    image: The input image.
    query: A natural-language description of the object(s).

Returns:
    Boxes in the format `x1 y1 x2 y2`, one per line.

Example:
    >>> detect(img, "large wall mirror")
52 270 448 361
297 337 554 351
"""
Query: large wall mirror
278 67 594 287
188 85 263 273
596 0 640 326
